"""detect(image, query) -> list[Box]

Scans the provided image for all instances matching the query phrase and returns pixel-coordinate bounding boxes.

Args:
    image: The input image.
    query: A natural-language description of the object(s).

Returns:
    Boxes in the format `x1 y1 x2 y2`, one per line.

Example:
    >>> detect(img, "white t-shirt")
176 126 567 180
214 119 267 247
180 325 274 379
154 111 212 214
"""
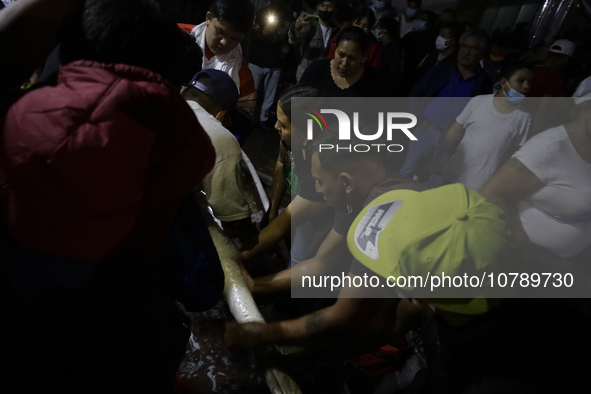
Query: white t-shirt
442 95 531 191
398 15 419 38
320 24 332 49
190 22 243 92
513 125 591 258
187 101 251 221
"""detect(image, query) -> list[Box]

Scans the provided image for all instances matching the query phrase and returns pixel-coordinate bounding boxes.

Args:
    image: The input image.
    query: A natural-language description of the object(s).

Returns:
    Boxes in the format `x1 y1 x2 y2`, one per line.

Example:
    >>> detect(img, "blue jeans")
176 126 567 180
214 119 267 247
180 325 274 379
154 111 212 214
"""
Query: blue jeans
249 63 282 122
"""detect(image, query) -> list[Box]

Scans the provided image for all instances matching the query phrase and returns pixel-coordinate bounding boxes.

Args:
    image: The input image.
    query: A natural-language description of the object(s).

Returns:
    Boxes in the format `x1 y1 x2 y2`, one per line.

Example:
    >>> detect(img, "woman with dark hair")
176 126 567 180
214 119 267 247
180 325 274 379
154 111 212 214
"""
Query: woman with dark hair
326 7 383 70
300 26 381 97
241 85 333 269
431 61 534 191
353 7 376 37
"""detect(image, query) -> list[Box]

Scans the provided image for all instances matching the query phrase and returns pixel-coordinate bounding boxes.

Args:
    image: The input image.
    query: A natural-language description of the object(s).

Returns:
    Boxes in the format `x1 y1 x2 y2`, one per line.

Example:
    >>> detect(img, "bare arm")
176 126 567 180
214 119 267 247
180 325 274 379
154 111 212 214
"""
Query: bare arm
225 272 425 353
225 274 390 350
250 229 348 294
480 158 544 242
0 0 83 91
288 14 310 44
241 195 328 262
236 92 257 119
432 122 465 173
268 143 288 223
257 295 383 347
241 202 291 262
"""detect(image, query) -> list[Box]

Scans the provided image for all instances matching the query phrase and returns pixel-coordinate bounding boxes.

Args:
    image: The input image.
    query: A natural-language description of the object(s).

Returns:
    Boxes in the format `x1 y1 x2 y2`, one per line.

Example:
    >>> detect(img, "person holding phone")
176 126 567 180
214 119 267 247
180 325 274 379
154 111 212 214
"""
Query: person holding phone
248 0 294 132
289 0 338 82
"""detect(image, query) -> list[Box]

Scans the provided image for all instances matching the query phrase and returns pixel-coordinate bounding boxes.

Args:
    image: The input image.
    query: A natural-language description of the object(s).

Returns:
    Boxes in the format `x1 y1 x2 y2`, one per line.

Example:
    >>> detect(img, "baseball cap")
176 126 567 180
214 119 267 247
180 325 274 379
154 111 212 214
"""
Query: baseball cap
346 183 525 315
548 39 575 57
188 69 239 111
573 75 591 105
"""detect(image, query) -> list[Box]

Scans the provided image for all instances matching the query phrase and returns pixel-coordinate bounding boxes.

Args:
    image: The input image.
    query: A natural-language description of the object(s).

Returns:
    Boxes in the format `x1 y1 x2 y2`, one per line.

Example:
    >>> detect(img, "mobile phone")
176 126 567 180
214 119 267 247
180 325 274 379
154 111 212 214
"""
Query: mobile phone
309 13 320 27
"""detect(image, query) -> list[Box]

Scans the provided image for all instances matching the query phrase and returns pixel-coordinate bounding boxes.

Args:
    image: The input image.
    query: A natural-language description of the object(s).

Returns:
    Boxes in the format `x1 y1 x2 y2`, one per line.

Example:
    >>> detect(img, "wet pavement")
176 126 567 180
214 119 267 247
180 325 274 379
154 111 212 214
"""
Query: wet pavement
176 300 271 394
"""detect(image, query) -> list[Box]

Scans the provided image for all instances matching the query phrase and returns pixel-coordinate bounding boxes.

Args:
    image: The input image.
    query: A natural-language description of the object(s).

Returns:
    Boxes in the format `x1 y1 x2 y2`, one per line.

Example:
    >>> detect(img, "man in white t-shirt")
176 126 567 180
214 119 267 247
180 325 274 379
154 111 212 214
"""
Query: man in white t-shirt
397 0 421 38
438 94 531 191
179 0 257 120
432 63 533 191
182 69 251 225
289 0 337 82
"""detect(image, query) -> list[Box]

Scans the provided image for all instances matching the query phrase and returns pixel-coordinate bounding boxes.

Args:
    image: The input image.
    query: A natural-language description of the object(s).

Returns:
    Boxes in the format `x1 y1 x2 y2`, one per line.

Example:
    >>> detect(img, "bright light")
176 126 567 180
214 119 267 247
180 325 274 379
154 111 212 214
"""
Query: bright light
268 15 276 23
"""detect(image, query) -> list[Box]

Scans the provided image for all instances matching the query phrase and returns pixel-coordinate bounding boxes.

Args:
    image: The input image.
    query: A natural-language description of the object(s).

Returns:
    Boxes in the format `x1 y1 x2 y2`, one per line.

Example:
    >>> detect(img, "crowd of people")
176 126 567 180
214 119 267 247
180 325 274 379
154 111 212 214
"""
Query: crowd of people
1 0 591 393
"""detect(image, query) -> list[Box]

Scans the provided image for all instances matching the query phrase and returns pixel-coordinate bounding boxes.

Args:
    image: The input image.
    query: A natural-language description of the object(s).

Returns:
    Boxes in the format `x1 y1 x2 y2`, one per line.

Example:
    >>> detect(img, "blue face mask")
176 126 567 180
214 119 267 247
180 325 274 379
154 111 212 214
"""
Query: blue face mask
405 7 417 18
373 0 387 11
503 81 525 105
415 20 426 31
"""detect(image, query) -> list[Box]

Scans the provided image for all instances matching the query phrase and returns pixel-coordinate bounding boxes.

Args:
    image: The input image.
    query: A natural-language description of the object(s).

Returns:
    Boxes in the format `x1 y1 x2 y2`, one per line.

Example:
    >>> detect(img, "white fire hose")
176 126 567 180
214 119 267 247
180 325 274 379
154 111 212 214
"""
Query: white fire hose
197 192 302 394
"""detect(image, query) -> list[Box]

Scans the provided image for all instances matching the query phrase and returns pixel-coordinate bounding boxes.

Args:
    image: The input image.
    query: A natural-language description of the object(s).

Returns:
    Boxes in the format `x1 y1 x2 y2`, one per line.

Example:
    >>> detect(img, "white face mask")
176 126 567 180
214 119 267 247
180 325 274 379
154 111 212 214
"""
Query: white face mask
435 35 449 51
376 29 385 40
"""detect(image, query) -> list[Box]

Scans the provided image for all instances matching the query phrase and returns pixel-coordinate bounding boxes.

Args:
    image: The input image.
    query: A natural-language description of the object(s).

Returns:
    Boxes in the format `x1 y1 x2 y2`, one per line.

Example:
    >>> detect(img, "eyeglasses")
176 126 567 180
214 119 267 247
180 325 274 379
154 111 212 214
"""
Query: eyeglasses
459 43 482 53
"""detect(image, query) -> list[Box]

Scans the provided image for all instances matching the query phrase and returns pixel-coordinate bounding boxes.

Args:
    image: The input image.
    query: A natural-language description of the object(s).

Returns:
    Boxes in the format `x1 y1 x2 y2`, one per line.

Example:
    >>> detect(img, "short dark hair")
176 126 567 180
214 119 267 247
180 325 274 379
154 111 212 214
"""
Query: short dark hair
317 0 338 5
209 0 255 34
278 85 324 124
491 32 514 49
439 8 457 21
420 10 437 26
335 26 370 54
333 2 355 27
459 28 489 51
302 0 317 10
354 8 376 28
60 0 195 86
439 22 463 43
497 60 533 82
376 16 399 39
179 32 204 86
